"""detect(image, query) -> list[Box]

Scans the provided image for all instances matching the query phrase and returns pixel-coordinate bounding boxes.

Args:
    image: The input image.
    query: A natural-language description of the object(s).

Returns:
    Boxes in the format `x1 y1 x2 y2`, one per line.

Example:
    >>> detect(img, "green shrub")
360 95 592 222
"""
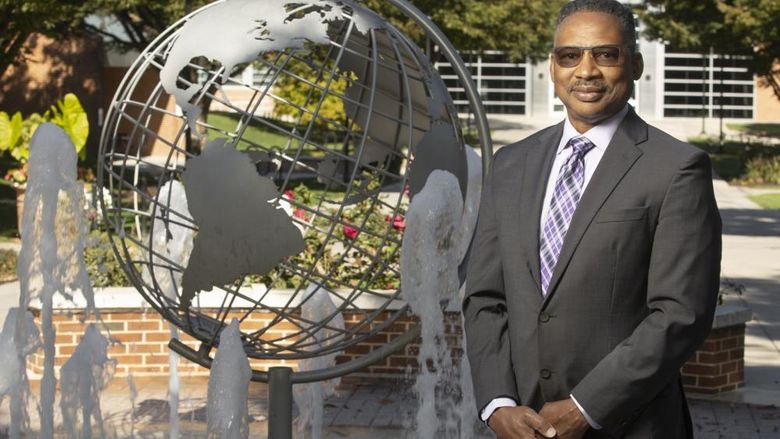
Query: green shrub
0 232 131 287
744 156 780 185
0 93 89 186
688 136 780 183
257 180 406 291
84 230 131 287
0 248 17 282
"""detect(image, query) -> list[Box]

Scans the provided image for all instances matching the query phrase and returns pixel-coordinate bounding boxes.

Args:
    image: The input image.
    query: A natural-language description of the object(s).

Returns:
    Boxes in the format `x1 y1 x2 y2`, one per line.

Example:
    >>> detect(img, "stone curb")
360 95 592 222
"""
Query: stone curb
712 305 752 329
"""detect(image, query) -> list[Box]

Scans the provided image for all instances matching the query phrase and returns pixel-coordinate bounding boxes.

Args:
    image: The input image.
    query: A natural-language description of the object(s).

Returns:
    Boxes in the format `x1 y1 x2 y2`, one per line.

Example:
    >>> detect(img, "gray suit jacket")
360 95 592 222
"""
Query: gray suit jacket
462 110 722 438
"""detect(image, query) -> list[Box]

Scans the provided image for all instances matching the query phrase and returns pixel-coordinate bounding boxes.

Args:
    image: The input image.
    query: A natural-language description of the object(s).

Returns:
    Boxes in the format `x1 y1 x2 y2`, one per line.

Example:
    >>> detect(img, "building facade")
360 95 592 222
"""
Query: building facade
433 39 779 122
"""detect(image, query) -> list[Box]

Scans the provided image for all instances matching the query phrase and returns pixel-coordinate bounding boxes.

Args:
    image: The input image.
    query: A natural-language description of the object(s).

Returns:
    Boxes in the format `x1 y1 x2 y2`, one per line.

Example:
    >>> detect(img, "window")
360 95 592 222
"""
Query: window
436 51 530 115
663 51 754 118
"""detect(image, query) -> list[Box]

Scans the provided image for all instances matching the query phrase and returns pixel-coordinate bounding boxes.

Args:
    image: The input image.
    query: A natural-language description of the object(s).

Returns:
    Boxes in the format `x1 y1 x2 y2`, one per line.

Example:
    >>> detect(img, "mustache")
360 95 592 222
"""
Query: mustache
568 81 608 92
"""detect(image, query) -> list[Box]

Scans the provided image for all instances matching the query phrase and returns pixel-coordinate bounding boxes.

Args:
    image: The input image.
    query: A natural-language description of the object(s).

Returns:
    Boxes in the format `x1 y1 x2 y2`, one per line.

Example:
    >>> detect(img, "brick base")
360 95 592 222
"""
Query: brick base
681 325 745 394
30 310 743 394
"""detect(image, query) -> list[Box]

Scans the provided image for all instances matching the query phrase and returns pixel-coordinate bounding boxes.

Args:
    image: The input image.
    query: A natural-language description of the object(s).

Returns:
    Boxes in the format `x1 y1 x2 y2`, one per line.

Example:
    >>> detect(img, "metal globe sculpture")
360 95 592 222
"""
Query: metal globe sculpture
97 0 491 383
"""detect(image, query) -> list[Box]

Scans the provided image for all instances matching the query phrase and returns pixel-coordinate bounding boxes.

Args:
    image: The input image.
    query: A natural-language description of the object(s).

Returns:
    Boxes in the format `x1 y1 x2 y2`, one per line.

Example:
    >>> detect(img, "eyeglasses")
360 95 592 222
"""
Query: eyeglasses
552 45 629 68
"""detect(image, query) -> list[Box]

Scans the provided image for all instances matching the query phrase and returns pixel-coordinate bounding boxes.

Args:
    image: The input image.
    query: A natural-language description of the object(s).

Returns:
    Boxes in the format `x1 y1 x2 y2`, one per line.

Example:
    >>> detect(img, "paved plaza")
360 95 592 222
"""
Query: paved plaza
1 116 779 437
3 377 779 438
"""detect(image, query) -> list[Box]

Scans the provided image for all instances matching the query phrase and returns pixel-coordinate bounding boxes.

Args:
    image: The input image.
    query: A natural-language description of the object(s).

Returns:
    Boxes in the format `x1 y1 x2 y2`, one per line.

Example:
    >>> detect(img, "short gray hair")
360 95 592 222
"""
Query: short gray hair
556 0 638 49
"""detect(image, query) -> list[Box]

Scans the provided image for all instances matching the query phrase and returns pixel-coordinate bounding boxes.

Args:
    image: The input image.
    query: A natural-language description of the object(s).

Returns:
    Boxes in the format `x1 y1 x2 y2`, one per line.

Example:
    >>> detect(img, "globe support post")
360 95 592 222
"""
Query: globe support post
268 367 293 439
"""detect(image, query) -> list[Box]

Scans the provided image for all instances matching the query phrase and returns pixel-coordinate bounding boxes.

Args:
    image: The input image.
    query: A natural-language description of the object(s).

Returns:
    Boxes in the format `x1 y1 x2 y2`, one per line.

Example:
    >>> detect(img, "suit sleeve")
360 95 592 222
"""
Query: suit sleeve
571 150 722 430
462 150 520 415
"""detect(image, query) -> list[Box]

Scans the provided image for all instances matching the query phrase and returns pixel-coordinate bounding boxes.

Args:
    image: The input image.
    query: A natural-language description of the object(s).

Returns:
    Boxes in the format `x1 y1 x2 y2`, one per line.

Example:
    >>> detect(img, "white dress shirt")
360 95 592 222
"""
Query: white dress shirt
480 105 631 429
540 105 630 229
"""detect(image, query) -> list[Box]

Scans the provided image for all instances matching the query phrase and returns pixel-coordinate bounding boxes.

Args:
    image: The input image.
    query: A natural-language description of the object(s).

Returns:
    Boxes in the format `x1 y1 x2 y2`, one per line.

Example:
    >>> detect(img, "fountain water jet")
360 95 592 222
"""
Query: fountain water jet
207 318 251 438
59 323 115 438
0 308 39 438
400 160 483 439
453 146 482 439
126 374 138 438
168 327 181 438
143 179 194 439
293 284 345 439
402 170 464 438
15 122 96 438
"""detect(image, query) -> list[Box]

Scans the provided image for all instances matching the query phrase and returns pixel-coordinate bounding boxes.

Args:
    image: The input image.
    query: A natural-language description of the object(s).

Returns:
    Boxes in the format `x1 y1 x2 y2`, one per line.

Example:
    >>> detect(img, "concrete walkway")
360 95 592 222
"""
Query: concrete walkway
711 179 780 406
0 240 21 330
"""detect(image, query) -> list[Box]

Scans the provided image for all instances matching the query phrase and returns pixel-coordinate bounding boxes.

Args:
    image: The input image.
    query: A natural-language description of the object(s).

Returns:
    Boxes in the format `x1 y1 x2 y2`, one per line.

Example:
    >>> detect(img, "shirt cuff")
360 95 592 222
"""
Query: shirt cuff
480 397 518 423
570 394 602 429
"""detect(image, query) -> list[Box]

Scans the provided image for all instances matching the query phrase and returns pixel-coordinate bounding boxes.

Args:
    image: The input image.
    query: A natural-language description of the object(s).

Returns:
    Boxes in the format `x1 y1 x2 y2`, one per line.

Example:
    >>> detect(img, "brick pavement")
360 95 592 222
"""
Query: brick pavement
690 399 780 439
322 378 780 438
2 377 779 438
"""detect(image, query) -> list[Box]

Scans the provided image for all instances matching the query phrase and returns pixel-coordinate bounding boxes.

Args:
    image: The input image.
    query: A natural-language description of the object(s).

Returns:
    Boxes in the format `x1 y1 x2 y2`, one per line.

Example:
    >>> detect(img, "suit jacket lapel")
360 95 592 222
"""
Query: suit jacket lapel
519 123 563 294
541 110 647 307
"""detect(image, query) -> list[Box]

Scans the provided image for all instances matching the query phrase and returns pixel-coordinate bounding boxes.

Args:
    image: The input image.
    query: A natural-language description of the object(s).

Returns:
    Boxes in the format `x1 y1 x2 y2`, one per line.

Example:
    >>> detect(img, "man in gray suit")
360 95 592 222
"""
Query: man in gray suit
462 1 722 438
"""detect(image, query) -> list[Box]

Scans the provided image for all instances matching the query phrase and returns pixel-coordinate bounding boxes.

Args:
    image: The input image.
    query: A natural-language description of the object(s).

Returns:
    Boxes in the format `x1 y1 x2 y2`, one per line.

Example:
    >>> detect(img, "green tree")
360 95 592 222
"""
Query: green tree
271 51 355 133
364 0 566 63
0 0 86 78
77 1 212 53
640 0 780 101
0 1 214 78
718 1 780 101
2 0 566 76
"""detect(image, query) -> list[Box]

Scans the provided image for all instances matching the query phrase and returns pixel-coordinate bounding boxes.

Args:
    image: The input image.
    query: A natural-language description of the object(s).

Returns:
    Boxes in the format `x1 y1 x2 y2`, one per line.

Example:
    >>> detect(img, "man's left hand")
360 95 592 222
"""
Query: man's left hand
538 399 589 439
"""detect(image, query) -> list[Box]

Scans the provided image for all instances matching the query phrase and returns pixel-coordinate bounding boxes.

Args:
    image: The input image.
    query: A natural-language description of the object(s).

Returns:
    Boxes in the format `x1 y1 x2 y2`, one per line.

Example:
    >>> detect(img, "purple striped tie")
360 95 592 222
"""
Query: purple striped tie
539 136 596 296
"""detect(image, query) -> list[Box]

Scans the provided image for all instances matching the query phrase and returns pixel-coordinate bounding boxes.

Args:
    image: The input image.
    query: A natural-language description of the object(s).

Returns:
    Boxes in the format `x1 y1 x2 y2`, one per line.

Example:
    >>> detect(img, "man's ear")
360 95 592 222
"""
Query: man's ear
632 52 644 81
549 54 555 83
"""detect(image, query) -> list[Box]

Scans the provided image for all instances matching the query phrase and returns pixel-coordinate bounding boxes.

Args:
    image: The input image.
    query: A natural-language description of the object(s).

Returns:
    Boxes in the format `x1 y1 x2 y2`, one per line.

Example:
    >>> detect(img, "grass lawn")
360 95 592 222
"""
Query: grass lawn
727 123 780 139
206 111 342 157
749 193 780 210
207 111 292 149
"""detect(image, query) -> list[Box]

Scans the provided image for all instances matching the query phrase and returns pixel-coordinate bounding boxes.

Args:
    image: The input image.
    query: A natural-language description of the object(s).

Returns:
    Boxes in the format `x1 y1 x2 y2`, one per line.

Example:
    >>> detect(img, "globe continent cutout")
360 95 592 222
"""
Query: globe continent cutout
180 138 306 309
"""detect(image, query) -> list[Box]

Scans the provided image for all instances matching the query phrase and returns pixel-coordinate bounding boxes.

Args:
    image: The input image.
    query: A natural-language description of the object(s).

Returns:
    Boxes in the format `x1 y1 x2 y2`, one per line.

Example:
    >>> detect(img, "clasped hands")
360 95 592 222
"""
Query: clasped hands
487 398 590 439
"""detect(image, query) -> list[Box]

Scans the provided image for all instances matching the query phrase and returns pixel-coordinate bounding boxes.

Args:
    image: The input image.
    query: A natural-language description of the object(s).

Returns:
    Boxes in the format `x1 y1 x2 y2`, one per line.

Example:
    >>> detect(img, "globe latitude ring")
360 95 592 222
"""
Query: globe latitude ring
97 0 492 385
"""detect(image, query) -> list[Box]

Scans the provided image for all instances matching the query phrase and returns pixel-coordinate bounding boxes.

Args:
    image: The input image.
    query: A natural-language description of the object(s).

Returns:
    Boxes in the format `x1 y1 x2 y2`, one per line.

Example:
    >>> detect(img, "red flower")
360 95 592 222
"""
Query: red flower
282 190 295 200
343 224 359 240
293 208 307 219
391 214 405 231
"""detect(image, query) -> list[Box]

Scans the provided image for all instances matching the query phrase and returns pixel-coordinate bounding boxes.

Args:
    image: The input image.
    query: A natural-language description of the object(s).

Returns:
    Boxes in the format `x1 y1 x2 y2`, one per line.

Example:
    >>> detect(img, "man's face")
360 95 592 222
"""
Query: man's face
550 11 643 132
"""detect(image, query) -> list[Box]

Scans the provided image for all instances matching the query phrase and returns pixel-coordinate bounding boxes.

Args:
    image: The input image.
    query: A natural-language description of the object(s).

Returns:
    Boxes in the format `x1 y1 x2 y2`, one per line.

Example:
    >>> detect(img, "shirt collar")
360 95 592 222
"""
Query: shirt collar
557 105 631 155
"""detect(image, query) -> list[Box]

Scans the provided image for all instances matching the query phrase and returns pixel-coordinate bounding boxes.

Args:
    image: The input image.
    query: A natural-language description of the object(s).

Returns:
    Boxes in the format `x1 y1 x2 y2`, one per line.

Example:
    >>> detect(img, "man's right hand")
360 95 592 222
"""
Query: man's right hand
487 406 557 439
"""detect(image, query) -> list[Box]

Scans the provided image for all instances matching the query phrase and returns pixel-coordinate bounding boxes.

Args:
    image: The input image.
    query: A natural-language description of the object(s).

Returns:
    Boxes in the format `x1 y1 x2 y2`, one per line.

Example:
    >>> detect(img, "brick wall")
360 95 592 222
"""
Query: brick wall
681 325 746 394
31 309 743 394
336 311 463 376
29 309 298 378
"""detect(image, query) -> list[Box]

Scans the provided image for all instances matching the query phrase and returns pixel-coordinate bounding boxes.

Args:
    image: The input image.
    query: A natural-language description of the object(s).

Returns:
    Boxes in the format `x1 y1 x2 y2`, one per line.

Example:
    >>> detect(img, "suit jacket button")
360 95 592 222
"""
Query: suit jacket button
539 312 551 323
540 369 552 379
